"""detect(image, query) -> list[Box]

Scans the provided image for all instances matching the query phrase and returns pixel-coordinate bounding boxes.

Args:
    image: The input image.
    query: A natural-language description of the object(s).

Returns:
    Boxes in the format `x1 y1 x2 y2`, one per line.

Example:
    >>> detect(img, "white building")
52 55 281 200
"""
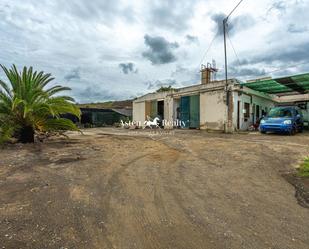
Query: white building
133 67 309 131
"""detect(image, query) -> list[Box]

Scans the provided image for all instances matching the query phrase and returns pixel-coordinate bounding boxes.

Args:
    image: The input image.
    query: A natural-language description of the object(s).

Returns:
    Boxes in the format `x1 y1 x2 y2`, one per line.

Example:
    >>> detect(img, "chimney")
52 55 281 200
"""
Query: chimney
201 63 218 84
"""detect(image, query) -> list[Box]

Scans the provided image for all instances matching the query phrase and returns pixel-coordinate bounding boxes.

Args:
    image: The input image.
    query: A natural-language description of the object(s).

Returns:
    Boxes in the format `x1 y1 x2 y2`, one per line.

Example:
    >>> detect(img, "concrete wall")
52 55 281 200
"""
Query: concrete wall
132 101 145 124
164 96 174 129
274 94 309 103
173 98 180 120
200 90 227 130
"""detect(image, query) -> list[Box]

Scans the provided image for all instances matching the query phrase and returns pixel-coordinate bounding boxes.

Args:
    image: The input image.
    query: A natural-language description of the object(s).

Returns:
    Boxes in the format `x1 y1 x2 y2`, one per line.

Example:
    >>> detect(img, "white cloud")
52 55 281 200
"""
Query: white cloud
0 0 308 102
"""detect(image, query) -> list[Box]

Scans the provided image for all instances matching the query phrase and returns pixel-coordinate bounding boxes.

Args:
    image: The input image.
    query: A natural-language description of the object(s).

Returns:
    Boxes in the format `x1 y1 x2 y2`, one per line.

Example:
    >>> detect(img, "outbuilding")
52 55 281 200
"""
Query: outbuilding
133 66 309 131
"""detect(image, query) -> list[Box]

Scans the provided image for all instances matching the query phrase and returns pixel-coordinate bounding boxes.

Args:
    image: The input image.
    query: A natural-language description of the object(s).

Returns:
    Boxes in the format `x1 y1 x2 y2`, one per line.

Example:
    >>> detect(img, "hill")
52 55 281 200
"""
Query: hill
77 100 133 109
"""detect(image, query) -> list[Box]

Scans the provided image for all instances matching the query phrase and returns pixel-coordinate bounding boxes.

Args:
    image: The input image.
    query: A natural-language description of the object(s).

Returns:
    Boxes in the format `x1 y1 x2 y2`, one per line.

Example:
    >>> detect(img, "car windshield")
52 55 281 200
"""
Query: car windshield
268 107 292 118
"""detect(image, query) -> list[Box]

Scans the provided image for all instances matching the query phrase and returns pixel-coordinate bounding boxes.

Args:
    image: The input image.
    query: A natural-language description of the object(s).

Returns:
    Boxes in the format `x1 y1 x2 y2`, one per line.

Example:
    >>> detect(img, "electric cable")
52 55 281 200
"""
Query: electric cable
264 61 309 75
226 0 245 20
197 32 219 70
226 30 242 67
227 29 309 79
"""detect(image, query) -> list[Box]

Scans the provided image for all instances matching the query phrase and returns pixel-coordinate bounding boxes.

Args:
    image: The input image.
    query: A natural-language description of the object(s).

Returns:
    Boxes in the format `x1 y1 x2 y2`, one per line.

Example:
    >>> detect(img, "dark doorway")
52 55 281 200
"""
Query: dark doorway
256 105 260 121
81 112 92 124
244 102 250 122
237 101 240 130
157 101 164 120
252 104 256 123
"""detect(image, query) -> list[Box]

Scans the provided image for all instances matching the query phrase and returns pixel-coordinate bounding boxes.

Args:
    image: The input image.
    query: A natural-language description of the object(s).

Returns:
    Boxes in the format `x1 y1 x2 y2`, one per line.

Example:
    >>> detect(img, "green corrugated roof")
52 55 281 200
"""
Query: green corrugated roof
241 73 309 94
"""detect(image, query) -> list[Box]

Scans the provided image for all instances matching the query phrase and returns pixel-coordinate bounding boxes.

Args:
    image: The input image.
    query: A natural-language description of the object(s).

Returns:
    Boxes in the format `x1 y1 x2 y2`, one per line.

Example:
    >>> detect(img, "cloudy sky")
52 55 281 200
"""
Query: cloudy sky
0 0 308 103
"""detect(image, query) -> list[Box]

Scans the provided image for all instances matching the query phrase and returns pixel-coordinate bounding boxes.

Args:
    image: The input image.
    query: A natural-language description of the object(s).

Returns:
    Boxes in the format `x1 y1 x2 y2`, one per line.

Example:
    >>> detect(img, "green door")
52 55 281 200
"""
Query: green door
180 96 190 128
189 95 200 128
150 100 157 119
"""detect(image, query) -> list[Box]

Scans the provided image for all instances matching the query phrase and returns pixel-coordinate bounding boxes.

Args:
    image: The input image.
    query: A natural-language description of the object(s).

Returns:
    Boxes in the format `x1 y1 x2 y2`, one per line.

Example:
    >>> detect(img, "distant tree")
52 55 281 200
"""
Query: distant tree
0 65 81 143
156 85 175 93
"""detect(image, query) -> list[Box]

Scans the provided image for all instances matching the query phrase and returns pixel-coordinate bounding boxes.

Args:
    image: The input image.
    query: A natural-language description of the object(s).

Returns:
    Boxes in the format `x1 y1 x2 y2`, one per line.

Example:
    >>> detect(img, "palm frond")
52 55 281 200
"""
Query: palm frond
0 79 12 97
0 65 80 142
43 118 79 132
45 85 72 97
47 97 81 117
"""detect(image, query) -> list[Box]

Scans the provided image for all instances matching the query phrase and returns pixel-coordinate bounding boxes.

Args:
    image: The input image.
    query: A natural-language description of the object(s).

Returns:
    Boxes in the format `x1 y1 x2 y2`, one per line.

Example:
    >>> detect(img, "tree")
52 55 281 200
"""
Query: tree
0 65 81 143
156 85 175 93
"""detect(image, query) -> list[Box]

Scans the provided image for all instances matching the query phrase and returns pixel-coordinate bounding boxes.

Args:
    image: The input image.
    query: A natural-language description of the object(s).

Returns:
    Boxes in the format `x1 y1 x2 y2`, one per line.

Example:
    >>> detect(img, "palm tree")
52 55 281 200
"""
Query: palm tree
0 64 81 143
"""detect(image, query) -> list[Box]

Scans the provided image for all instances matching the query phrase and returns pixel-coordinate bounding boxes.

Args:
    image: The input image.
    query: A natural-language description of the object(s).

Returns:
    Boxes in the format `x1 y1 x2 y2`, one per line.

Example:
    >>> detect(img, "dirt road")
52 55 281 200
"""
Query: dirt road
0 128 309 249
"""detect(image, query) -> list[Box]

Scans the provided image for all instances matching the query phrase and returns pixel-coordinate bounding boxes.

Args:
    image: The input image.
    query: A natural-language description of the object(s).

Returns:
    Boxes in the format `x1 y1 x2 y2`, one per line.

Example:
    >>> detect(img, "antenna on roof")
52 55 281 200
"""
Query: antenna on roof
201 62 218 84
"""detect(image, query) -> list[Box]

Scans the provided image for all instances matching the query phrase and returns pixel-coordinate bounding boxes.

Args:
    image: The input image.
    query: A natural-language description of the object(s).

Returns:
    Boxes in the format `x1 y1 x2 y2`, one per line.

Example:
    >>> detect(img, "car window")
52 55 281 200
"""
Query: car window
268 108 292 118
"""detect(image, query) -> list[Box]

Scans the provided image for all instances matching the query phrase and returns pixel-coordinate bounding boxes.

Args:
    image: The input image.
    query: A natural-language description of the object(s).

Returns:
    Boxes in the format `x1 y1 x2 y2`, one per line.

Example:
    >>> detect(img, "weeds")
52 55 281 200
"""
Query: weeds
298 157 309 177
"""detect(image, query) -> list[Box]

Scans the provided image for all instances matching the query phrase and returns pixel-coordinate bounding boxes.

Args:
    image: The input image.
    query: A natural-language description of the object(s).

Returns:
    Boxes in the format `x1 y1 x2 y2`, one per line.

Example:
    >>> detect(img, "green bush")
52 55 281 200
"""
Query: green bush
0 124 14 144
298 157 309 177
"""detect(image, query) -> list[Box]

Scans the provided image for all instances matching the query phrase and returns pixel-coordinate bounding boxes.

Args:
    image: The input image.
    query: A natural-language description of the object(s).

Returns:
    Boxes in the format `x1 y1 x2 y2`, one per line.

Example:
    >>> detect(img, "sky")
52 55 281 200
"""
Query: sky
0 0 308 103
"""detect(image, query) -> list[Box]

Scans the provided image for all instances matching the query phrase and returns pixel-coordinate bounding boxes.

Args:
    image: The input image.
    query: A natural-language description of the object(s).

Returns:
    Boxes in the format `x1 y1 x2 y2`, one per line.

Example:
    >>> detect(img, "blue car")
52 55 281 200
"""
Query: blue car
260 106 304 135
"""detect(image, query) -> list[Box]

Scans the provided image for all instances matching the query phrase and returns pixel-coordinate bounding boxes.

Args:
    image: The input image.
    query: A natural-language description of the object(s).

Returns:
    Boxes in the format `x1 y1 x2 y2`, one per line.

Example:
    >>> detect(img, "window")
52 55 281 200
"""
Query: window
244 103 250 118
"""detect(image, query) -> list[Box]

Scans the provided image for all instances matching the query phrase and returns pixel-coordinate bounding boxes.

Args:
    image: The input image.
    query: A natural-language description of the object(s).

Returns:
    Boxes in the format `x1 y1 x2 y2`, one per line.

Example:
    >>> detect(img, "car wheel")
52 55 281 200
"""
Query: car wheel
298 126 303 133
289 125 296 135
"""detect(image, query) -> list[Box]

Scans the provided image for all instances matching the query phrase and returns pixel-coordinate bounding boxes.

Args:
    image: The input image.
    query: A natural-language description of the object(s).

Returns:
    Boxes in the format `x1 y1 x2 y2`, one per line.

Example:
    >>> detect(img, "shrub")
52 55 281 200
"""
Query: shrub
298 157 309 177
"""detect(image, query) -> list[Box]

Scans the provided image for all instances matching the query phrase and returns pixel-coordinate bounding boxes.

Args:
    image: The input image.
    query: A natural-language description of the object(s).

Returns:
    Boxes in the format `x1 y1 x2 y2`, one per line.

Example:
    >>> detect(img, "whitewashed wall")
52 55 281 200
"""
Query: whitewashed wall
200 90 227 130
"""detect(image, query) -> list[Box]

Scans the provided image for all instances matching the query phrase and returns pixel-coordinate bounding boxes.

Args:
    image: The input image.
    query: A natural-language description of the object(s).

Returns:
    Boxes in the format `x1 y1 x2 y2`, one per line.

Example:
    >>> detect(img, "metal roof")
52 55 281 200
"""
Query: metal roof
241 73 309 95
80 107 132 116
112 108 132 117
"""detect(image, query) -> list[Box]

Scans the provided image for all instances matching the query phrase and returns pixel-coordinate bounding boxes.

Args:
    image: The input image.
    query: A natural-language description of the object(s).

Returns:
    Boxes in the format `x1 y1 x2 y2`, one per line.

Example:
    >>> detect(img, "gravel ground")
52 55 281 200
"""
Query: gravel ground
0 128 308 249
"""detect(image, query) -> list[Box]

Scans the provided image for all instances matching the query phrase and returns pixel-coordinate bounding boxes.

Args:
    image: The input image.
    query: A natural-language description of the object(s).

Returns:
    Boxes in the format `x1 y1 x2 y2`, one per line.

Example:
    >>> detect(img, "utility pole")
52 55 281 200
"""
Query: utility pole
223 0 244 92
223 18 229 105
223 17 232 132
223 0 244 132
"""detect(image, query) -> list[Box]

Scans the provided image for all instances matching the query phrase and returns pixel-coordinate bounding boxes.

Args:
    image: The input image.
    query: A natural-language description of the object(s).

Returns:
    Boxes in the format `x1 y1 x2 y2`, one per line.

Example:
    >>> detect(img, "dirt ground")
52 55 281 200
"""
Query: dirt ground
0 128 309 249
